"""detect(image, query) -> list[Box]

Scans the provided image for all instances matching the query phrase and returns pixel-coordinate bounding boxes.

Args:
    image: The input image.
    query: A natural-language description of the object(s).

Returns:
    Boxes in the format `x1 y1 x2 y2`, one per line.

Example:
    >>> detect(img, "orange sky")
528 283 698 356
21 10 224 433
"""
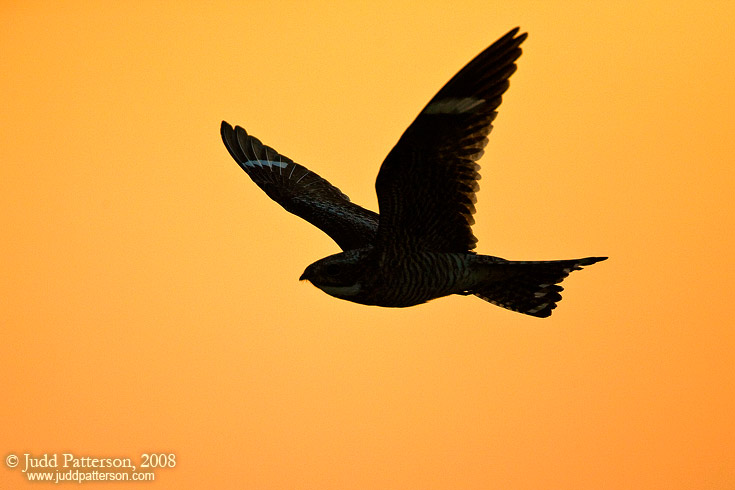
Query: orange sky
2 1 734 489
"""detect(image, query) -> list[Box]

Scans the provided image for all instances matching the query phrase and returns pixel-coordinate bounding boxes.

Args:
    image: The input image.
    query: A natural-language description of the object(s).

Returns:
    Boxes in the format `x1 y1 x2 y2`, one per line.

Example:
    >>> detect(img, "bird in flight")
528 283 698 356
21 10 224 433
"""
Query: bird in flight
221 27 606 317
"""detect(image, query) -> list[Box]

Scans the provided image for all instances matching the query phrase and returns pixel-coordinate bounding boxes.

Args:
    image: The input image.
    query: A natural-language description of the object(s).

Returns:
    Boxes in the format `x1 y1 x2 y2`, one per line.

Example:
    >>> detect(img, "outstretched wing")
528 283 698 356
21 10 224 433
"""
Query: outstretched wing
221 121 378 251
375 28 527 253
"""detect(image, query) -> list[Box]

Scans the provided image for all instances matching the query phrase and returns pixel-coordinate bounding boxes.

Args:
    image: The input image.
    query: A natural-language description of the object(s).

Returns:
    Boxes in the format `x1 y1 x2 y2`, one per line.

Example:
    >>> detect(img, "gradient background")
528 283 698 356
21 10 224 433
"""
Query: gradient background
2 1 734 489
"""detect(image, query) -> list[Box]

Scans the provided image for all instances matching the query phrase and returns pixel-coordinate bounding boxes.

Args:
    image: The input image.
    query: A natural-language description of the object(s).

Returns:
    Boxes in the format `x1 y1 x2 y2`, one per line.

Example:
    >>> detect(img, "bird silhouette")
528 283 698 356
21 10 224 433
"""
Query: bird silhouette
221 28 606 317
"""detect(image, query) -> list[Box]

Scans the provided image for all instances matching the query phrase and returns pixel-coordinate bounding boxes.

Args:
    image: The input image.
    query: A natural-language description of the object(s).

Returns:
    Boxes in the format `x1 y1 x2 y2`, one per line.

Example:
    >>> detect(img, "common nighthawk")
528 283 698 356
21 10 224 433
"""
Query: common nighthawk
221 27 606 317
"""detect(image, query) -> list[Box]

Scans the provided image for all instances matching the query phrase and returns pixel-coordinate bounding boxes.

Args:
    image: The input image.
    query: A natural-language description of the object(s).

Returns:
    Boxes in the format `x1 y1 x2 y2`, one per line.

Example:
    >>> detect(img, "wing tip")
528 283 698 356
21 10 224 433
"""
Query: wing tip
502 26 528 43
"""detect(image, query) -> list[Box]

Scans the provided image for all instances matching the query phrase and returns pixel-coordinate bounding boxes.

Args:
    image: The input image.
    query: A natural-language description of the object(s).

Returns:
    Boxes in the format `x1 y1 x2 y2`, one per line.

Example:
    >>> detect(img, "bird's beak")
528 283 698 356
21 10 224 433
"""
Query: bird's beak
299 271 309 282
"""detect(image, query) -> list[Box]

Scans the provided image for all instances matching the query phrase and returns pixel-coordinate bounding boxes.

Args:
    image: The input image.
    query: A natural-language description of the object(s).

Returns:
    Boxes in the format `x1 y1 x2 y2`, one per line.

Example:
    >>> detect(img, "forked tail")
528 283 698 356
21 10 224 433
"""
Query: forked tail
472 257 607 317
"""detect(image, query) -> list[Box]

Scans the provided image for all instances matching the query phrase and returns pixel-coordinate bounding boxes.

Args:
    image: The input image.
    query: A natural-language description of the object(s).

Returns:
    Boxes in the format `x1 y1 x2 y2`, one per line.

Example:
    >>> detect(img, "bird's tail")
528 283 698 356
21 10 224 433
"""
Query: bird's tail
471 256 607 317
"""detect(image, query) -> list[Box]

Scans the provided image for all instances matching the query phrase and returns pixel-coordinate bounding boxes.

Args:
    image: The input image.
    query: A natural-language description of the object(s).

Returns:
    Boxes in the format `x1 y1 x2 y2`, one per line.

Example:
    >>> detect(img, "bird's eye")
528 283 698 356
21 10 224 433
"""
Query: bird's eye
324 264 341 276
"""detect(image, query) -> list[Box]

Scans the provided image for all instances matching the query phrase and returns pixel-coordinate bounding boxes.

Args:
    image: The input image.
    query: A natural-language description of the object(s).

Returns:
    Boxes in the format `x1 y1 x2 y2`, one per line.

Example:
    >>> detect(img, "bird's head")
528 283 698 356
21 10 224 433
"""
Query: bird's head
299 249 372 300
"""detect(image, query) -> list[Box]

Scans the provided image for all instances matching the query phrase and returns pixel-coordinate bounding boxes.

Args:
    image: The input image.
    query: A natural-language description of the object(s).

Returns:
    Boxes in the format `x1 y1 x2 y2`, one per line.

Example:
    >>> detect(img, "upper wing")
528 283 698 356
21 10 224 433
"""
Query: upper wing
221 121 378 251
374 28 527 252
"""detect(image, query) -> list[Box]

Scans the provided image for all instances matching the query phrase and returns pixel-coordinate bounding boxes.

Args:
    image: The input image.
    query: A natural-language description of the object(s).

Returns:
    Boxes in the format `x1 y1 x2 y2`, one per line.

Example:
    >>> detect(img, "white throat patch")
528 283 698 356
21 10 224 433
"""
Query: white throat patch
318 283 362 297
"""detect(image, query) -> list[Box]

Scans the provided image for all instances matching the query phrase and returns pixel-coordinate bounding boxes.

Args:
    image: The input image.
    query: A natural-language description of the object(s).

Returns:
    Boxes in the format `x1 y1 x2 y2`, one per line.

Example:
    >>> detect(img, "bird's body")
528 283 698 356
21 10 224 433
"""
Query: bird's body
301 249 480 307
300 248 603 314
221 27 607 317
